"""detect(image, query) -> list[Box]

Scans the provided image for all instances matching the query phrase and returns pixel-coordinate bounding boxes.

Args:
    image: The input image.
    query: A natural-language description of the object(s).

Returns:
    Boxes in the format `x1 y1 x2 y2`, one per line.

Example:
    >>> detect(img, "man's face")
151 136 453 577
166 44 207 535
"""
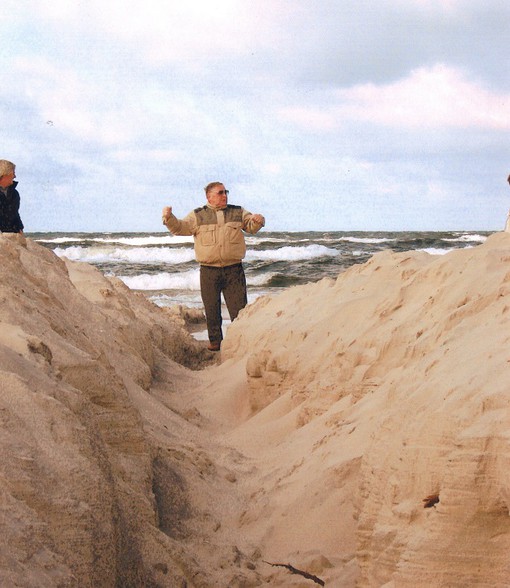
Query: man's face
0 169 15 189
206 184 229 208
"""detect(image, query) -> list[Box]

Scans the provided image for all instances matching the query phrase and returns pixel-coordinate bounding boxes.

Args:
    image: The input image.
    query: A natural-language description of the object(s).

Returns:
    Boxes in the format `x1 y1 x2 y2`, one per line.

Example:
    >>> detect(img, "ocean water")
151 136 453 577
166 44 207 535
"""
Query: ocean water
31 230 491 311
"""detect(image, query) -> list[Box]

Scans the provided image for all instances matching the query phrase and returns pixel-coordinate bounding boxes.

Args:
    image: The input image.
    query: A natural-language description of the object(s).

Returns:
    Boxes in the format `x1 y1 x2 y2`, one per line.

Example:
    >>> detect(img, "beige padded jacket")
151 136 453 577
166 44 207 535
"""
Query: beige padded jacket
164 204 265 267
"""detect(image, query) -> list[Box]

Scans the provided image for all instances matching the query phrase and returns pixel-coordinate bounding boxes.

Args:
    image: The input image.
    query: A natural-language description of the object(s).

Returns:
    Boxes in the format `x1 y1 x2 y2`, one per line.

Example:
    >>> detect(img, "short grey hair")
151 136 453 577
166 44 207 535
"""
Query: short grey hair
204 181 224 194
0 160 15 178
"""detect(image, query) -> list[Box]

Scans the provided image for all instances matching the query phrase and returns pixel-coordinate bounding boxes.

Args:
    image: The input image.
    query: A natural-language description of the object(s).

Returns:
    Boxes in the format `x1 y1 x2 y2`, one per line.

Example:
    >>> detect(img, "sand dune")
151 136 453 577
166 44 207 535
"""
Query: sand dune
1 232 510 586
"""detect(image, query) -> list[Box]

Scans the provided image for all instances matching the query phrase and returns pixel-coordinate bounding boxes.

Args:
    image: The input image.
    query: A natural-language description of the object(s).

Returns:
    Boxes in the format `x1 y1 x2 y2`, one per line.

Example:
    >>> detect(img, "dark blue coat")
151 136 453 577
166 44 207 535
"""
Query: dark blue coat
0 181 24 233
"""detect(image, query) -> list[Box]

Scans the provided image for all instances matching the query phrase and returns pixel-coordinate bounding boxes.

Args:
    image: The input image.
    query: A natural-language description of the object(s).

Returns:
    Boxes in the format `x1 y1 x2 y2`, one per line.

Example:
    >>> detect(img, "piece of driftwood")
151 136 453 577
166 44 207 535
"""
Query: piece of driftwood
422 493 440 508
263 560 325 586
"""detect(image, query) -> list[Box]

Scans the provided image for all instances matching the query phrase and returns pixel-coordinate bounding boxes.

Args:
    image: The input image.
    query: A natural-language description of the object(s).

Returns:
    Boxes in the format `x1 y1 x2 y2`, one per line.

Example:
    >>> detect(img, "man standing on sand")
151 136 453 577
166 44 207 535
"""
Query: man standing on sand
0 160 24 234
162 182 265 351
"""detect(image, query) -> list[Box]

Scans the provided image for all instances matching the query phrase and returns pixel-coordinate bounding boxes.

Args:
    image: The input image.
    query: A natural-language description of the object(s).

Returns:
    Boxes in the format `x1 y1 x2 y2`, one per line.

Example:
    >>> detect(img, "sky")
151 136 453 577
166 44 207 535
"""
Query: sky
1 0 510 232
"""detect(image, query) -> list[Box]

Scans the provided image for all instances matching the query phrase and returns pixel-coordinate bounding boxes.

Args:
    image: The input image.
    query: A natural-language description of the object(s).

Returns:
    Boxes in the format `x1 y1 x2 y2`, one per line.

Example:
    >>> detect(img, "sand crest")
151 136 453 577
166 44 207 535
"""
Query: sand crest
1 232 510 586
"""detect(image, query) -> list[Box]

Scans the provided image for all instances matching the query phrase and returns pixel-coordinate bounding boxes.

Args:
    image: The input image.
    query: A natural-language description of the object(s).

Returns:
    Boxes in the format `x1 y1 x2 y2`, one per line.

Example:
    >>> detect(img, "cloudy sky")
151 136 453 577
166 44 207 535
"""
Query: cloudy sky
2 0 509 232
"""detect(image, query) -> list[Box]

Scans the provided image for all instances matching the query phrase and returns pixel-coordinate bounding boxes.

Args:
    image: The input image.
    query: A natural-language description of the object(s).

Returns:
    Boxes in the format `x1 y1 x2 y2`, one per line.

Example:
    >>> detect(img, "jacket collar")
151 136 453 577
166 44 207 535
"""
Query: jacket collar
0 181 17 195
206 203 227 211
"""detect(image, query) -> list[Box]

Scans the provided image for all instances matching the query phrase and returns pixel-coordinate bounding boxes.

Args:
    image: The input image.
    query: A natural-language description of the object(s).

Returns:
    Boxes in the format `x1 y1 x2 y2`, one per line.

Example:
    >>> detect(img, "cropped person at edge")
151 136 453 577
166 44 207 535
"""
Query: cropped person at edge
506 174 510 232
0 160 24 234
162 182 265 351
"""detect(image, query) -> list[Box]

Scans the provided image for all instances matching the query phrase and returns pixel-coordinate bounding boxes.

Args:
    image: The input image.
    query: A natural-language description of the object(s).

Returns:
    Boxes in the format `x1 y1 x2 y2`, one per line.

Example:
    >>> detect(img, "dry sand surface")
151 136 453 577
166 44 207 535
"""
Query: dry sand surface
1 232 510 587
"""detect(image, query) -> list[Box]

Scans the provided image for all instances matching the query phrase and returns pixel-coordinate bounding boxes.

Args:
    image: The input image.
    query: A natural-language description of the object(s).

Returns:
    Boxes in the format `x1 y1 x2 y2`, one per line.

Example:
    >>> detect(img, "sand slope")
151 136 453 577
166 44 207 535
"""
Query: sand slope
1 232 510 586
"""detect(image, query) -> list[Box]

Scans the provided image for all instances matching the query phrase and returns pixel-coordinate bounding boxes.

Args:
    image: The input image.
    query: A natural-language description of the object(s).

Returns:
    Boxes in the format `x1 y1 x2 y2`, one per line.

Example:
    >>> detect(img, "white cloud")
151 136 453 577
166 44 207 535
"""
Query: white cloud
9 55 218 148
12 0 290 65
111 149 182 163
2 0 509 232
11 56 136 144
393 0 462 13
280 65 510 131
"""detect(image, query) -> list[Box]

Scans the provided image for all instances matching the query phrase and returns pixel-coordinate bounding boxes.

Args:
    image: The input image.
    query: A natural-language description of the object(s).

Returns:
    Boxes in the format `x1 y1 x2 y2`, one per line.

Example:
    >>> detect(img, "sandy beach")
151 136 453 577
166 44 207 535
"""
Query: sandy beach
1 231 510 587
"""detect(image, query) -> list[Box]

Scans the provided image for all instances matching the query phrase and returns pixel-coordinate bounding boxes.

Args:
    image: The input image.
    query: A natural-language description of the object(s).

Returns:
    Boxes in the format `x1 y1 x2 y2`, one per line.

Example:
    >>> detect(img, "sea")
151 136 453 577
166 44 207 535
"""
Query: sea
30 230 491 316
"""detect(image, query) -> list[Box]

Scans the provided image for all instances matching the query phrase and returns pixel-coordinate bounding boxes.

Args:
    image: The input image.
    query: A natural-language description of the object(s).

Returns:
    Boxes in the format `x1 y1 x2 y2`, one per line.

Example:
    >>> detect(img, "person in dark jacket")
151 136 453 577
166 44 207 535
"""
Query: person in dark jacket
505 174 510 232
0 160 24 234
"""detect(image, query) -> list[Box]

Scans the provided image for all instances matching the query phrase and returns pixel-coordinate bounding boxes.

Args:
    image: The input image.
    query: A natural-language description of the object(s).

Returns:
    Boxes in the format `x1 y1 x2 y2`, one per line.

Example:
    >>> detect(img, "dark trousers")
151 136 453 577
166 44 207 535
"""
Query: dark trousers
200 263 248 343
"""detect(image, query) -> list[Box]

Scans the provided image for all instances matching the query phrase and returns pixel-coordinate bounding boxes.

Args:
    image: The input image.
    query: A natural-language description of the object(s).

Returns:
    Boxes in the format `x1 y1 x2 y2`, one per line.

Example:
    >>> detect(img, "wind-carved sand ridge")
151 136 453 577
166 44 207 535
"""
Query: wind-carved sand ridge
1 232 510 586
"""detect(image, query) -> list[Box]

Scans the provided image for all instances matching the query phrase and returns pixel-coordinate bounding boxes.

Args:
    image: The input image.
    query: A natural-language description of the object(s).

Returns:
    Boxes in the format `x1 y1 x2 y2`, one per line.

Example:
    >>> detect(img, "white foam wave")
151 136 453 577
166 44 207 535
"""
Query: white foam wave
442 234 487 243
339 237 395 244
149 293 203 307
54 245 196 265
248 236 393 246
38 235 194 246
417 247 468 255
93 235 194 246
54 243 339 264
37 237 85 244
119 268 276 291
247 272 277 286
119 269 200 291
245 237 290 245
149 287 276 309
246 244 339 261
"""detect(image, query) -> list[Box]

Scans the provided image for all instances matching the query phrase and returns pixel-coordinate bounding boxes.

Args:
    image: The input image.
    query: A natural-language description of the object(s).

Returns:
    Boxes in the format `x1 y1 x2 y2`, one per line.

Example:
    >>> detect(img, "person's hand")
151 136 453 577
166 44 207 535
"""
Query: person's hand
251 213 264 225
162 206 172 224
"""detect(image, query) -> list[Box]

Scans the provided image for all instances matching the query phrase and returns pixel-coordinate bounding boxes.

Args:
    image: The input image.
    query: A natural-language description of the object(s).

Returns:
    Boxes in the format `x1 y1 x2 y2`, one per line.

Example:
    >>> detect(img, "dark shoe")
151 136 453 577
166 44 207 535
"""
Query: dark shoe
207 341 221 351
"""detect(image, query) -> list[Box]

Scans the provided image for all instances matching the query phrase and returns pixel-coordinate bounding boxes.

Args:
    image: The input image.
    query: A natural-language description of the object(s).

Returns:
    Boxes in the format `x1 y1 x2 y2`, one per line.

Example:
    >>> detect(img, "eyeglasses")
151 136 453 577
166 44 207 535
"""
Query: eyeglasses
216 189 229 195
